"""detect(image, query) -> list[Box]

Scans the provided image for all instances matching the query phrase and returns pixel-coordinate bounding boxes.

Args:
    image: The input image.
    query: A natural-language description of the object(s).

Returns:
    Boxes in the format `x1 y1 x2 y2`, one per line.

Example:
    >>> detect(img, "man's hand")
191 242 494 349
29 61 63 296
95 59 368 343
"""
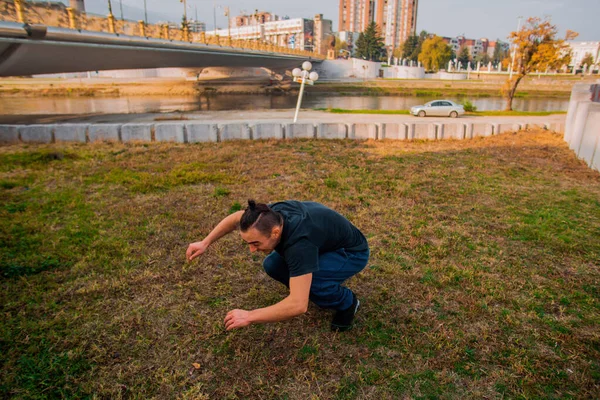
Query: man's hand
186 240 209 261
224 309 252 331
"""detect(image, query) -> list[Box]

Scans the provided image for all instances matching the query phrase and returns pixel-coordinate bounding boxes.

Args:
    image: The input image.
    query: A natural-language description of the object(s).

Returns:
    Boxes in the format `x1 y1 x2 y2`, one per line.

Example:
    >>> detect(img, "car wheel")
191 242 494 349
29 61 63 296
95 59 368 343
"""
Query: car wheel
418 111 426 118
450 111 458 118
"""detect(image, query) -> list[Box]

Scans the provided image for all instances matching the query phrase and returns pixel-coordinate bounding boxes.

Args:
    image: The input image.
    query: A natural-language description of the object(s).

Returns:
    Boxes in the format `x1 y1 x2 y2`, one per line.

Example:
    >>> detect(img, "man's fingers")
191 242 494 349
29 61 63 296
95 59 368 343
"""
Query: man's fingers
189 249 202 261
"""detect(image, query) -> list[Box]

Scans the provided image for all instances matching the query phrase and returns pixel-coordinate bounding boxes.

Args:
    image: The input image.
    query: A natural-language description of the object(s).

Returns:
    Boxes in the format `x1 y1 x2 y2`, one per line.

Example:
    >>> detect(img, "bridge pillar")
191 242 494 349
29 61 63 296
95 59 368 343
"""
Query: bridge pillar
182 26 190 42
161 24 170 40
66 7 77 30
138 21 146 37
200 32 206 44
14 0 25 23
107 13 116 34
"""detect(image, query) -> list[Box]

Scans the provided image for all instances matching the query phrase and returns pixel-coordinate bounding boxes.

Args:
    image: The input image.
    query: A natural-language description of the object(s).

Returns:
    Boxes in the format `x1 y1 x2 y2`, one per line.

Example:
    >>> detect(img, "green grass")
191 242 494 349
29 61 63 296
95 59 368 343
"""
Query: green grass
317 108 567 117
1 133 599 398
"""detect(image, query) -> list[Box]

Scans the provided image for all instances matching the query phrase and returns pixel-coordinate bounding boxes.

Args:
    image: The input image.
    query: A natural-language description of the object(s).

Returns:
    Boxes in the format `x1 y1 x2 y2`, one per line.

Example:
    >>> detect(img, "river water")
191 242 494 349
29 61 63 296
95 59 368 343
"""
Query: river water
0 95 568 116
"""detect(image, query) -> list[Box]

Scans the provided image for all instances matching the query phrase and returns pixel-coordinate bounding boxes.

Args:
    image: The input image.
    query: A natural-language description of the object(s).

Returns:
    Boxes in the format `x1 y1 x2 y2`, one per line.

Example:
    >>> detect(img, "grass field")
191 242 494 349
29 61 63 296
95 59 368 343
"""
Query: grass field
1 131 599 399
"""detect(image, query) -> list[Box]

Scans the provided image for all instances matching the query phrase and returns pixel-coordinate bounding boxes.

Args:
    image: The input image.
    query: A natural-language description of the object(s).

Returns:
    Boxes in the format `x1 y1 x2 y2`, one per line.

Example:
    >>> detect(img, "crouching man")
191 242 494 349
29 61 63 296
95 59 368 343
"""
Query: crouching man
186 200 369 332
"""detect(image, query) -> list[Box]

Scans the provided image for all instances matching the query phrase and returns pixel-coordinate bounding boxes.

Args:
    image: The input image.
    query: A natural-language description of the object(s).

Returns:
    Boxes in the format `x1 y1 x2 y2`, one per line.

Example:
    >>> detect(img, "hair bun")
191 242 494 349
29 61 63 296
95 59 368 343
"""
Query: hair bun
248 200 256 210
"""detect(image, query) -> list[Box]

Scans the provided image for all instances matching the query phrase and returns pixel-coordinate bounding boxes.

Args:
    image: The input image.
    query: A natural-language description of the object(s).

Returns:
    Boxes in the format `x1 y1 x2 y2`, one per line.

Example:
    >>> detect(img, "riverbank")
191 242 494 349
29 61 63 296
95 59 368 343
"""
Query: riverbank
0 74 592 98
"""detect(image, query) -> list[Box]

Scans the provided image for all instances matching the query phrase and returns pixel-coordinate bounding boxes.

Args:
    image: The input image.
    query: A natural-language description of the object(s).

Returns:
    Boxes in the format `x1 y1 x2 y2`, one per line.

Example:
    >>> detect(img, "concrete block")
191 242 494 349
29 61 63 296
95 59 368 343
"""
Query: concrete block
252 123 284 140
0 125 20 143
286 123 315 139
20 125 53 143
549 122 565 133
497 124 517 134
121 124 152 142
472 123 493 137
317 123 347 139
88 124 121 142
440 123 464 139
220 123 250 141
412 123 431 140
381 123 406 140
569 102 591 155
350 123 377 140
155 123 185 143
578 111 600 167
186 123 217 143
54 124 88 142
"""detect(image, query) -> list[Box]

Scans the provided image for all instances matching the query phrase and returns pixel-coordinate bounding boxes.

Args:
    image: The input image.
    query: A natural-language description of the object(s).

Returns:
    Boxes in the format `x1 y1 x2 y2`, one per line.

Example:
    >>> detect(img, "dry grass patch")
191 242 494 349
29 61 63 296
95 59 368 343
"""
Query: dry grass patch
1 131 599 399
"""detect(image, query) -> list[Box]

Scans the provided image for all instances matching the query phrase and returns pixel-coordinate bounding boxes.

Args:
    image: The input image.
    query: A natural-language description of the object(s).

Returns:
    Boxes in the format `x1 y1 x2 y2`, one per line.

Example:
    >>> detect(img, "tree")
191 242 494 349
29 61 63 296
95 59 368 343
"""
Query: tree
392 47 403 59
355 22 386 61
418 36 453 72
475 52 491 66
401 35 419 60
335 40 349 58
457 46 470 66
502 17 578 111
581 52 595 67
492 39 508 63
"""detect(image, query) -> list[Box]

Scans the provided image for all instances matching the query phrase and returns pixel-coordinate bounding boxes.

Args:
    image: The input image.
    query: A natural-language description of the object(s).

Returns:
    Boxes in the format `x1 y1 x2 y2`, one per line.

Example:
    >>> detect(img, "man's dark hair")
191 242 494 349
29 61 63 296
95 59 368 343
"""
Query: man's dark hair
240 200 283 235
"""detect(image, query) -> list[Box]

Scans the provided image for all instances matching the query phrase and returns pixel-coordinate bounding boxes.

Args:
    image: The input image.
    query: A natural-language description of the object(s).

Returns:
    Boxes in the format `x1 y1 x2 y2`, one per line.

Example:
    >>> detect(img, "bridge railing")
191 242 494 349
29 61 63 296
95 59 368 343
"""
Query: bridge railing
0 0 325 59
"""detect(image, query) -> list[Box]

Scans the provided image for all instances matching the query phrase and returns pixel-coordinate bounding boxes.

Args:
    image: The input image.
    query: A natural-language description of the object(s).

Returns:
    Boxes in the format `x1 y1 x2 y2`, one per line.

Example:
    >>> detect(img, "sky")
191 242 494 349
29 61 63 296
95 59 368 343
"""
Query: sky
75 0 598 41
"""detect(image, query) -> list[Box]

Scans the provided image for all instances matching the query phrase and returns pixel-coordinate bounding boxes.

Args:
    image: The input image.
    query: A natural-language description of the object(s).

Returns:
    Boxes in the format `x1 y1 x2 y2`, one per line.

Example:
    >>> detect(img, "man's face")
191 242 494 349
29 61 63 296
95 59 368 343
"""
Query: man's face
240 226 281 254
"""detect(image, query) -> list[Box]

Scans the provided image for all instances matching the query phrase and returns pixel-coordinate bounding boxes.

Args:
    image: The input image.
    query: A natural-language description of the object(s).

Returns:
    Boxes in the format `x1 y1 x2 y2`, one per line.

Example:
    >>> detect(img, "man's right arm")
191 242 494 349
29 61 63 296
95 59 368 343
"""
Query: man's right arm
186 210 244 261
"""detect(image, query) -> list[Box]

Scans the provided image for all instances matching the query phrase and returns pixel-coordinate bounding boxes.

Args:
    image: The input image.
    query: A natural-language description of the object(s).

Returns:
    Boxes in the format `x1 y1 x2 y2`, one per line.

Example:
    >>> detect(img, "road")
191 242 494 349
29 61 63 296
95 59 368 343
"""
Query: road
0 109 567 126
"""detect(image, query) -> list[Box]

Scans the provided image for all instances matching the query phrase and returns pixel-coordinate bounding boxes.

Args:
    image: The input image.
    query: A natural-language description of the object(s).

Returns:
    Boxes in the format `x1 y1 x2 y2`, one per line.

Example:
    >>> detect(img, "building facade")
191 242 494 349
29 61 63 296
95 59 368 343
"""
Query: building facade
443 36 509 60
568 42 600 67
339 0 376 33
375 0 418 50
205 15 333 55
234 11 278 28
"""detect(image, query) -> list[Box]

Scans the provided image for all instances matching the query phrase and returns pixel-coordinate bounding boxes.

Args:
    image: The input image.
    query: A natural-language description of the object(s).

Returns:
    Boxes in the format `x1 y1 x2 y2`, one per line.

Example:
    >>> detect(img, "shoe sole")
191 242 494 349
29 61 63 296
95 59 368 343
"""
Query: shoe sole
331 299 360 332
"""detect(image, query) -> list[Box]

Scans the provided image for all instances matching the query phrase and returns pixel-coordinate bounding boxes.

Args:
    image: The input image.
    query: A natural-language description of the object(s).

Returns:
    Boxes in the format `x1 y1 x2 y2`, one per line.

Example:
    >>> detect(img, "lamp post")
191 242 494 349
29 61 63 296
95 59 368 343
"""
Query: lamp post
509 16 523 80
292 61 319 123
143 0 148 25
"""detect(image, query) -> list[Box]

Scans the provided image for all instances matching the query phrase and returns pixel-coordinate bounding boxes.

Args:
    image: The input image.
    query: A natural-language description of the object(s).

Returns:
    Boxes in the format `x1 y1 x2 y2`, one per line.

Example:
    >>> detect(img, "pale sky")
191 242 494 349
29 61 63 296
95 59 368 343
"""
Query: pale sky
75 0 598 41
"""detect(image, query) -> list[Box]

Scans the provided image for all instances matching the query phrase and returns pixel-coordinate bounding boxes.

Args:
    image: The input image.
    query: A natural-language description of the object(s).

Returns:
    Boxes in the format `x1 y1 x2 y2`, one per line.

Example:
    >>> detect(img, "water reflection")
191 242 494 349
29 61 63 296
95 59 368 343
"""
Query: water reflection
0 94 569 116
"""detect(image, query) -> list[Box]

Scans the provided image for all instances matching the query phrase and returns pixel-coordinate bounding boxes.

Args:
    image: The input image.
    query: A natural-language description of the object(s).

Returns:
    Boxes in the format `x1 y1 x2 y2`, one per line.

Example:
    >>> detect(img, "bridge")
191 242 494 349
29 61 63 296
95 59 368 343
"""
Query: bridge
0 21 322 77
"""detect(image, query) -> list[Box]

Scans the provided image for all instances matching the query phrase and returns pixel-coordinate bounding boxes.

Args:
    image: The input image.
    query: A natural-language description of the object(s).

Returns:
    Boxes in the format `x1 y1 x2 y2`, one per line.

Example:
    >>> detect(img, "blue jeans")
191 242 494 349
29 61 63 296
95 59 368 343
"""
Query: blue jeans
262 248 370 311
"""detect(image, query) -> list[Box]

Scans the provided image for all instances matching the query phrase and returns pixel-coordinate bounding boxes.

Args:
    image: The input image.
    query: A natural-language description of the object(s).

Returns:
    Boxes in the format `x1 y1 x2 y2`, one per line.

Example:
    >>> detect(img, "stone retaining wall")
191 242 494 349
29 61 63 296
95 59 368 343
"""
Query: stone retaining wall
564 83 600 171
0 121 563 145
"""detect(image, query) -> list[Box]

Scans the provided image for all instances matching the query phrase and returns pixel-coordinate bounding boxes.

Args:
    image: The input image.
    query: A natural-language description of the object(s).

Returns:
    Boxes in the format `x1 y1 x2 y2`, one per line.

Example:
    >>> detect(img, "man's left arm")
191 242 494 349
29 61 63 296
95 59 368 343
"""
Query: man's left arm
224 274 312 330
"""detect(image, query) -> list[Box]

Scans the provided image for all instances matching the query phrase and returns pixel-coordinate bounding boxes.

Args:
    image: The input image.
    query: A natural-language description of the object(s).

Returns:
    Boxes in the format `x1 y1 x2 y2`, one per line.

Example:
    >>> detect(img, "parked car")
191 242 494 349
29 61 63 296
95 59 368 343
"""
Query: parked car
410 100 465 118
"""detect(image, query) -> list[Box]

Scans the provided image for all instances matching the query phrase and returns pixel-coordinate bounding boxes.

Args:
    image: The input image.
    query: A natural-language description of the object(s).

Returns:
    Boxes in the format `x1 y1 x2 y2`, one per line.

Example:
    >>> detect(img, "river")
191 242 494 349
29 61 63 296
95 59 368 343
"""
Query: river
0 94 568 116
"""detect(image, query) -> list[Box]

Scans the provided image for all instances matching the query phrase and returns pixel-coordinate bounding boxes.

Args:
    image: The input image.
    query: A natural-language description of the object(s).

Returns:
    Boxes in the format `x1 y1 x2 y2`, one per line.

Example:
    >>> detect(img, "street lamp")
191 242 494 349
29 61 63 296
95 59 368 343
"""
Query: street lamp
292 61 319 123
509 16 523 80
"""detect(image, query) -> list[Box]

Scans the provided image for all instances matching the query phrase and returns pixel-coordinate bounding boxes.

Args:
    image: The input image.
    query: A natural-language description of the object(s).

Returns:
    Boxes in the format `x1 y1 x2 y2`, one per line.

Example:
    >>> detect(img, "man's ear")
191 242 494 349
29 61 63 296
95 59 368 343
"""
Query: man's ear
271 226 281 239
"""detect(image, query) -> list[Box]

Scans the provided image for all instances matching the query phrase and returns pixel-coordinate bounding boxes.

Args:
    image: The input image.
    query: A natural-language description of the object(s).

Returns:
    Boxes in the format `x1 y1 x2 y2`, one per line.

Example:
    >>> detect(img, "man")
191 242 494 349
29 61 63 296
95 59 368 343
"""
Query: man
186 200 369 332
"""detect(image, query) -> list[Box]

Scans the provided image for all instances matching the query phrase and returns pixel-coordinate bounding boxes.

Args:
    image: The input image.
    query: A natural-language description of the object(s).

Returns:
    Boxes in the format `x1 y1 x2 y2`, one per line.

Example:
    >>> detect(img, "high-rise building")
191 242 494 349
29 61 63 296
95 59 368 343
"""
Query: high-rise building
338 0 418 51
375 0 418 50
339 0 376 33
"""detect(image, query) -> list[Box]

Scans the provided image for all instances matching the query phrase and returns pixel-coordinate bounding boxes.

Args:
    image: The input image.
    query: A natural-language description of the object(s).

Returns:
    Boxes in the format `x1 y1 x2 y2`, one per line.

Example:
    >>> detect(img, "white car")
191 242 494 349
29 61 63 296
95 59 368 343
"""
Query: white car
410 100 465 118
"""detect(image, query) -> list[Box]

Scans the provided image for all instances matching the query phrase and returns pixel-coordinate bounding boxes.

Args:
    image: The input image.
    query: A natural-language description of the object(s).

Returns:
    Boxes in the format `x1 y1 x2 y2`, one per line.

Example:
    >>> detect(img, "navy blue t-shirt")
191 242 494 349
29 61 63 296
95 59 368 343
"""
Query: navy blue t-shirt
270 201 368 277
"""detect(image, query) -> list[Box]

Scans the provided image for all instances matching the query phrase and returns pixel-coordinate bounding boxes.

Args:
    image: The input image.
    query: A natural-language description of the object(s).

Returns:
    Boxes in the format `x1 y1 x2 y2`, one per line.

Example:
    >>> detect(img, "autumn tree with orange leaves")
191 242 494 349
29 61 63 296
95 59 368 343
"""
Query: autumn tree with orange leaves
503 17 578 111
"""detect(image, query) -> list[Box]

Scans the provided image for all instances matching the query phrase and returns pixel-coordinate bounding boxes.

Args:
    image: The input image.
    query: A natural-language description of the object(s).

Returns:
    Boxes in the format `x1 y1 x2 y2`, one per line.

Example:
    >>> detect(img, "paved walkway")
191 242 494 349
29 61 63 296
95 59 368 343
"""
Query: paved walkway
0 109 567 125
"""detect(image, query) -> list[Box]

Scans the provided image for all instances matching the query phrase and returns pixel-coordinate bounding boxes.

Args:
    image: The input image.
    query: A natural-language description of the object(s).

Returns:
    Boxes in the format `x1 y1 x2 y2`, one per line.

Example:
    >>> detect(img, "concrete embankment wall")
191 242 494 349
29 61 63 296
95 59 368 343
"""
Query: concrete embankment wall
0 121 564 145
564 82 600 172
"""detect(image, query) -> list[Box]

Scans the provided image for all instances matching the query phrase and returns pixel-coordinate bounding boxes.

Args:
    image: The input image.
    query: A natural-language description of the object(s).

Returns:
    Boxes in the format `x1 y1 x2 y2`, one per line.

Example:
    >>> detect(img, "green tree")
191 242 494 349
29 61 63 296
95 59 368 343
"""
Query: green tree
581 52 594 67
335 40 349 58
492 39 508 62
418 36 453 72
401 35 419 60
457 46 470 65
475 52 491 65
502 17 577 110
355 22 386 61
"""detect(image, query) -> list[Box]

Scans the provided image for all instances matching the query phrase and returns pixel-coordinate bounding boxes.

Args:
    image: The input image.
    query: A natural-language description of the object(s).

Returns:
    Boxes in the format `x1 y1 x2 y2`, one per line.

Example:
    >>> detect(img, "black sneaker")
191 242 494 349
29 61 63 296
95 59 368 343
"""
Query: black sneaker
331 294 360 332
